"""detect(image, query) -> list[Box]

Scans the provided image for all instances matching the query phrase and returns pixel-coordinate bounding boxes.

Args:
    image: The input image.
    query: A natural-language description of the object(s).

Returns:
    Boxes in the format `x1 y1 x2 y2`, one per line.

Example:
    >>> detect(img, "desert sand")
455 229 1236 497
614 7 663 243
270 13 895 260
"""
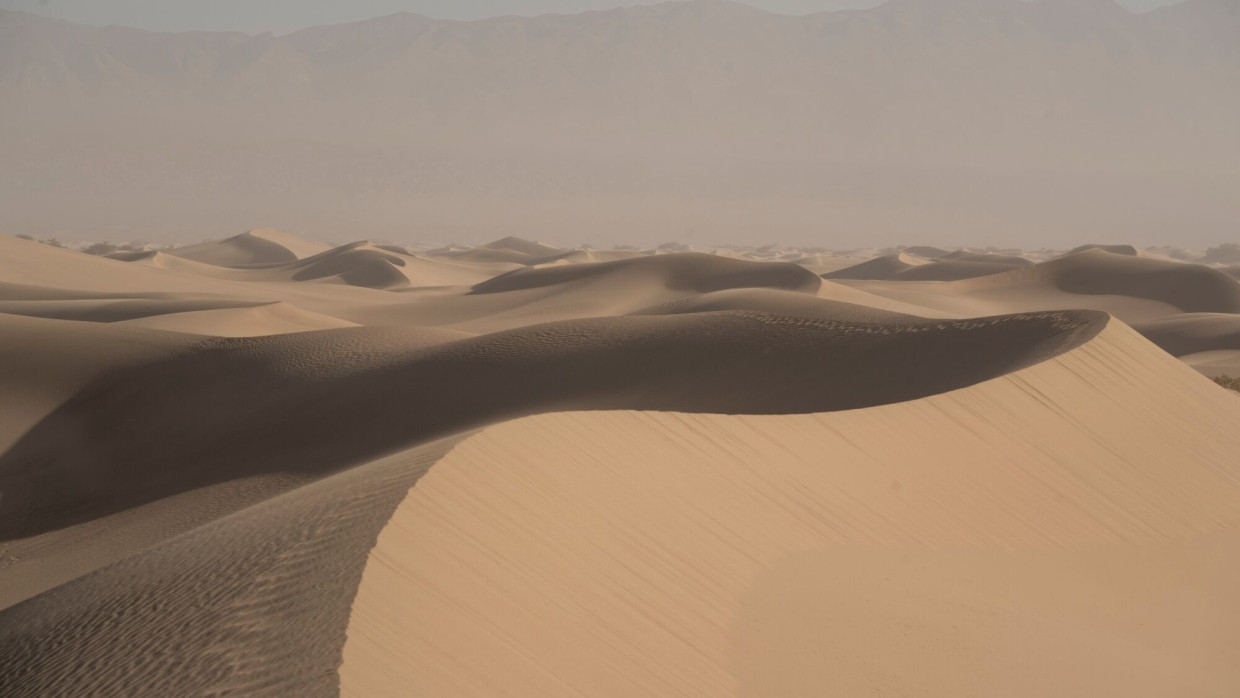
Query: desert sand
3 230 1240 696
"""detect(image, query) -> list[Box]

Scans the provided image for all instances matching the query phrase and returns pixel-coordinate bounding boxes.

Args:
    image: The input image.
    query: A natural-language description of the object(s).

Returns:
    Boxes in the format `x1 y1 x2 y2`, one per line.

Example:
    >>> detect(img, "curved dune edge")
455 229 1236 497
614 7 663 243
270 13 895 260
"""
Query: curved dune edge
0 436 469 698
1 310 1102 541
0 311 1108 696
341 320 1240 697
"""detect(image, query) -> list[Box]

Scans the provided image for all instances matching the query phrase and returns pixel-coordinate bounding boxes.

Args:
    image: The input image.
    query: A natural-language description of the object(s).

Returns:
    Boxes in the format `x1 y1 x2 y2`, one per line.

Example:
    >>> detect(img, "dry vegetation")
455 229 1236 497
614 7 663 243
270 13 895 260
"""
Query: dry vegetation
1212 375 1240 392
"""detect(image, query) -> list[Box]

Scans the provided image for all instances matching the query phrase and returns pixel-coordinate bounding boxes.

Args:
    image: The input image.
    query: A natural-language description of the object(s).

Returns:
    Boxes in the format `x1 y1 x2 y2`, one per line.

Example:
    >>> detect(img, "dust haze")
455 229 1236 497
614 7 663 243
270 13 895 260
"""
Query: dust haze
1 0 1236 248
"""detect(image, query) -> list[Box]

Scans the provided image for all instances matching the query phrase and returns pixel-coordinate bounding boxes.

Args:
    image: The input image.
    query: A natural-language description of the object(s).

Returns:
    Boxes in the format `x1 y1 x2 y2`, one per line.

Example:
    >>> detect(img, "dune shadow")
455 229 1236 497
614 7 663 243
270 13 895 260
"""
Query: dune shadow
0 310 1107 540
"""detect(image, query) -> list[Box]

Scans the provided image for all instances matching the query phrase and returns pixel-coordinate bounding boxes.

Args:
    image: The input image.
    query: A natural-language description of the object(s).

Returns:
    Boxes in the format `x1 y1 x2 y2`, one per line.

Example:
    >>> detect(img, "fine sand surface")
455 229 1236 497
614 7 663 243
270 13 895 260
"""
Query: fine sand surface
3 231 1240 696
343 322 1240 697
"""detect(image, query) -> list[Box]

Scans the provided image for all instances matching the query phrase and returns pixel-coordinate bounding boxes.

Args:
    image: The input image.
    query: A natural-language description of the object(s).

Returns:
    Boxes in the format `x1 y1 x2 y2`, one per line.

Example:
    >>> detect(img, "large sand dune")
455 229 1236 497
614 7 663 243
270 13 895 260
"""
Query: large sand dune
342 320 1240 697
3 231 1240 696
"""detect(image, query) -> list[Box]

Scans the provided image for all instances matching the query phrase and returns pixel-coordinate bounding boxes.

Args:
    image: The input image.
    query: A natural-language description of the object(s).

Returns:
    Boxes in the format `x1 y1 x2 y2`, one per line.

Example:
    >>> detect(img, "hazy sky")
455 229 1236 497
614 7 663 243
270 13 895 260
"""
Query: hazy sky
2 0 1191 33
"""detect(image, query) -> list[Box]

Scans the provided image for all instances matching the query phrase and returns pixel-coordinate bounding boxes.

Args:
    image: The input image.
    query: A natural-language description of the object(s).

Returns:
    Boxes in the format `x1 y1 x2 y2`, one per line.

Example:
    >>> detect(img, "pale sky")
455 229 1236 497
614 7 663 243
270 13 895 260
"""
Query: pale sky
1 0 1192 34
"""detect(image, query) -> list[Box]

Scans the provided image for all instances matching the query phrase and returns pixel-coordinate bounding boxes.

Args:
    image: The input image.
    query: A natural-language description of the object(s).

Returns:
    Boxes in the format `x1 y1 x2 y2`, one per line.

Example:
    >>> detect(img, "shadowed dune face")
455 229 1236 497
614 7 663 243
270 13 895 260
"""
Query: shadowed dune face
0 310 1105 539
0 437 465 698
471 253 823 295
1064 243 1141 257
0 297 275 323
632 287 921 323
833 248 1240 325
1042 251 1240 313
821 252 927 280
289 245 412 289
1133 313 1240 357
823 252 1030 282
896 259 1027 281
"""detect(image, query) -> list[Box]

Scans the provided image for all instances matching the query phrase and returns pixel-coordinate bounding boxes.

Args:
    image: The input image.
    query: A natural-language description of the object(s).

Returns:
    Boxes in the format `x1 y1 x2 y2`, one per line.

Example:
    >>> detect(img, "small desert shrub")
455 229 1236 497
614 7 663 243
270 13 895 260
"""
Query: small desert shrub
1212 374 1240 392
84 242 120 255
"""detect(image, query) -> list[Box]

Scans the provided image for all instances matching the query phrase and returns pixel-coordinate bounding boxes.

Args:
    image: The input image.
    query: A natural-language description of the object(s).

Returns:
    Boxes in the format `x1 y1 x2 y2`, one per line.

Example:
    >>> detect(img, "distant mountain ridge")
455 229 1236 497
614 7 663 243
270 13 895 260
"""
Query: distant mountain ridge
1 0 1236 245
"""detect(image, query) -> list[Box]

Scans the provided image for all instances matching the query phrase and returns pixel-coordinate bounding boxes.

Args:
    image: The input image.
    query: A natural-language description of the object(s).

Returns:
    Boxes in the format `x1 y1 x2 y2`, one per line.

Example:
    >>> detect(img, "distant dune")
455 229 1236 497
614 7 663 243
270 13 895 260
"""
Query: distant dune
166 228 333 267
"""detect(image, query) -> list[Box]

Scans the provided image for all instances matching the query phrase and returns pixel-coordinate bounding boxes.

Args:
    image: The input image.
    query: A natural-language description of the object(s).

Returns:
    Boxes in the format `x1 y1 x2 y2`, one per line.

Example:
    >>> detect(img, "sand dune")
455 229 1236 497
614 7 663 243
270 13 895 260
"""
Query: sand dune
1132 312 1240 359
4 233 1240 696
118 301 359 336
127 239 516 290
342 320 1240 697
472 252 821 296
0 310 1099 541
633 287 920 323
904 245 952 259
821 252 929 280
533 249 650 265
825 251 1029 282
896 259 1028 281
9 312 1210 698
434 236 567 266
166 228 332 267
1064 243 1141 257
842 248 1240 323
281 242 487 290
342 253 829 333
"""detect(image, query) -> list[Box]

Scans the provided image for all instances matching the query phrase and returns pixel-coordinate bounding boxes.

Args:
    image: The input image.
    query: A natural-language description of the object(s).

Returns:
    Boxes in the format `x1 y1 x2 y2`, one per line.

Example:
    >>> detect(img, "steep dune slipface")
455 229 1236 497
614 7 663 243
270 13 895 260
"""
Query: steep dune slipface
342 321 1240 697
821 252 928 280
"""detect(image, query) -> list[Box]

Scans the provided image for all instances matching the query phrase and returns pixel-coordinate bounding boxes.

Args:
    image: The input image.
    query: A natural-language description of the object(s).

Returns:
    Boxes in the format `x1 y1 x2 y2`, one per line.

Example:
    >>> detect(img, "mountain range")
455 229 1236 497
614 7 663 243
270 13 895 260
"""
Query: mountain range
1 0 1236 246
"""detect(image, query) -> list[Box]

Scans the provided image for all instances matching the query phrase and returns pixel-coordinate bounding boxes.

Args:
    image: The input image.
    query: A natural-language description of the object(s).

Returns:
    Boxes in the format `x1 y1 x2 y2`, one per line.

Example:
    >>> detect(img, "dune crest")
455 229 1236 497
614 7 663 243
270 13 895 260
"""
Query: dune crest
0 310 1101 542
166 228 332 267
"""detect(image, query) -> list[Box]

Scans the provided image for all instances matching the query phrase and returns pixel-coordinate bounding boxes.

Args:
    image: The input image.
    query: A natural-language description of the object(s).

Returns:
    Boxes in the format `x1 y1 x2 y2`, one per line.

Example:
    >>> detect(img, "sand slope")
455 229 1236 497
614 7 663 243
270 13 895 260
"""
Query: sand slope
843 249 1240 322
166 228 332 267
0 308 1104 695
1132 312 1240 357
343 320 1240 697
4 234 1240 697
0 310 1099 540
824 251 1030 282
